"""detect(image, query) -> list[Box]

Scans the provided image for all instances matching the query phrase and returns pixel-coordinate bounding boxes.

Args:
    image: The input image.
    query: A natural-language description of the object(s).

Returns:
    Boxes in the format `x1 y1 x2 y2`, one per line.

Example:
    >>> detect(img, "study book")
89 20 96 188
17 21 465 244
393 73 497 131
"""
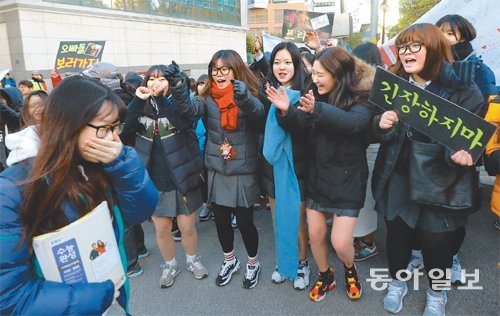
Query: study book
33 201 126 288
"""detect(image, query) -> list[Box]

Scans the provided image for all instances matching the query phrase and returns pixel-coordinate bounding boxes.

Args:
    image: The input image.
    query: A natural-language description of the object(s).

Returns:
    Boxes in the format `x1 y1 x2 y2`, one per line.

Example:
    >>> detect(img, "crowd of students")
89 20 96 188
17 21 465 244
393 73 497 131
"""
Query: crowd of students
0 14 498 316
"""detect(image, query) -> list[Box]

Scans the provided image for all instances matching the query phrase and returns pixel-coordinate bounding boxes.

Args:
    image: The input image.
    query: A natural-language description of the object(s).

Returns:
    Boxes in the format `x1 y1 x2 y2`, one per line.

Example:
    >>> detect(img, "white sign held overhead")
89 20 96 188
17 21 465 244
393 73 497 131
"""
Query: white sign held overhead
381 0 499 83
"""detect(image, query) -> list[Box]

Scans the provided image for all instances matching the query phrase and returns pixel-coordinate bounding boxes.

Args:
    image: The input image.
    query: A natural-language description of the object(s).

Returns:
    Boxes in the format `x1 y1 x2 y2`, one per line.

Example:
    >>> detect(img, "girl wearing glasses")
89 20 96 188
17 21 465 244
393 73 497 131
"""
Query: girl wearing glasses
372 23 483 315
174 50 265 289
268 47 375 302
121 65 208 288
0 76 158 315
260 42 311 290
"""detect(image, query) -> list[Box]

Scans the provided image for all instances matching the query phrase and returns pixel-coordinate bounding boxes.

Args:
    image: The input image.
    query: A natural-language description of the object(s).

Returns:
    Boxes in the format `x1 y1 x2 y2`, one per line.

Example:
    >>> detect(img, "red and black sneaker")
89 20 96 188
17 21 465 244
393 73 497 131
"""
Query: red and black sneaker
309 267 336 302
344 264 362 300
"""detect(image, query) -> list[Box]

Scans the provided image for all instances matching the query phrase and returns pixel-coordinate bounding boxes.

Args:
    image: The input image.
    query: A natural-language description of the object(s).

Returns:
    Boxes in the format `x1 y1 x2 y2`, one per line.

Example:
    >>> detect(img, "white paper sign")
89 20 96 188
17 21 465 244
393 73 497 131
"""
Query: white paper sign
310 14 330 30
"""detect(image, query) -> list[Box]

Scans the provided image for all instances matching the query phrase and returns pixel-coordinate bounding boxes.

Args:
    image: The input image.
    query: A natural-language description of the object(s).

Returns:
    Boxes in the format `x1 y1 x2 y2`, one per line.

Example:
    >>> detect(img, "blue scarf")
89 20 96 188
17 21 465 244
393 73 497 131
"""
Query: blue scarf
263 88 301 280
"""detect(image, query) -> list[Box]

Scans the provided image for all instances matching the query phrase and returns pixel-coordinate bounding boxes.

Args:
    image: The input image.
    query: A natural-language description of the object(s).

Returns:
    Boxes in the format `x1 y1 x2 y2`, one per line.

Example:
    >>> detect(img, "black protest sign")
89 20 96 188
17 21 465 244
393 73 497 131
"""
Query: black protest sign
282 10 334 43
55 41 106 72
369 67 496 162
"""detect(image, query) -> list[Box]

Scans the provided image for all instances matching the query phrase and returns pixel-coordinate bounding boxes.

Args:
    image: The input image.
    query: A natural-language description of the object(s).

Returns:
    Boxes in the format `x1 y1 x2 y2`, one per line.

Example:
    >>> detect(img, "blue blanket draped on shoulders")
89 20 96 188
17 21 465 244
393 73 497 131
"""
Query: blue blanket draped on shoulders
263 88 301 280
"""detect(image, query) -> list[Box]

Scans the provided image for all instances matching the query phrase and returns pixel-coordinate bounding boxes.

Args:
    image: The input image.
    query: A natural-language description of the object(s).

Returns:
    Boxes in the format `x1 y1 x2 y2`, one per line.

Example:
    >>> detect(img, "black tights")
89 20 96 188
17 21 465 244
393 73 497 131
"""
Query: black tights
212 203 259 258
386 216 455 288
411 226 465 255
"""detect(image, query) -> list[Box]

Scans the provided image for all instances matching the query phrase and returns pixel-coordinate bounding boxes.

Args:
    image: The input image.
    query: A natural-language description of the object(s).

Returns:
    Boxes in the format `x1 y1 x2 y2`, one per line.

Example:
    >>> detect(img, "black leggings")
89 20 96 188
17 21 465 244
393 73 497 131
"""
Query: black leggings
386 216 455 287
411 226 465 255
212 203 259 258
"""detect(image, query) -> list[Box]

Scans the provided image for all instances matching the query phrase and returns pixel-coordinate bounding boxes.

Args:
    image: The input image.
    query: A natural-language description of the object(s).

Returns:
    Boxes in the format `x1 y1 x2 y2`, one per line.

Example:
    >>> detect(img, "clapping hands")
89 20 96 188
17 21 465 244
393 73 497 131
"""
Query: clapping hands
298 90 315 113
266 86 290 114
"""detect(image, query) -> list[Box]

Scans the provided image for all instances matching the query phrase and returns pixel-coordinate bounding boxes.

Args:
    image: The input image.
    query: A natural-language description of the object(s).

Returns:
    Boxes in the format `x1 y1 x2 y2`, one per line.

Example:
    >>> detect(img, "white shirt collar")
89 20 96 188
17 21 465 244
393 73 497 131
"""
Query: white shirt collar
409 75 432 89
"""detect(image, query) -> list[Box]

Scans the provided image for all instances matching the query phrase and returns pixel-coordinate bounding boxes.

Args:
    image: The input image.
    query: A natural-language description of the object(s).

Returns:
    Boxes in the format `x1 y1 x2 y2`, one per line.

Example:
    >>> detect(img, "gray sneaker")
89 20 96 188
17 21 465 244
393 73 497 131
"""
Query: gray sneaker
199 205 213 222
159 263 180 288
423 289 447 316
383 279 408 314
186 257 208 279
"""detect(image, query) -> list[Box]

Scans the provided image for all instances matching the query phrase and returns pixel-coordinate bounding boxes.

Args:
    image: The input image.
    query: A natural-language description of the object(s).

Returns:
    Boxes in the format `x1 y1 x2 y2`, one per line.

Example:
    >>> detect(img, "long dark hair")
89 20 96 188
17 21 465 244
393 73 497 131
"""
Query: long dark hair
390 23 453 81
313 47 370 110
266 42 309 93
20 76 123 252
200 49 259 97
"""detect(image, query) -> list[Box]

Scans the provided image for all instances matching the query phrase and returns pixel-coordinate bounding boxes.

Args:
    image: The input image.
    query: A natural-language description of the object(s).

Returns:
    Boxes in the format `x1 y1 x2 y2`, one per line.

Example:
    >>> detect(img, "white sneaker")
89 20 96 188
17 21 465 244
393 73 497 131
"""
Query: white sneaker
293 263 310 290
271 267 286 284
383 279 408 314
423 289 447 316
450 255 464 285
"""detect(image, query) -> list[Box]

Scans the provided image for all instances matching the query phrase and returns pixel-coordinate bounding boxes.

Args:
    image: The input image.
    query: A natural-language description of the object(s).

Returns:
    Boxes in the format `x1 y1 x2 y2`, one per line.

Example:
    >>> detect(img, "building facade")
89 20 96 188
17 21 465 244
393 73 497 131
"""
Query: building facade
247 0 314 37
313 0 339 13
0 0 248 85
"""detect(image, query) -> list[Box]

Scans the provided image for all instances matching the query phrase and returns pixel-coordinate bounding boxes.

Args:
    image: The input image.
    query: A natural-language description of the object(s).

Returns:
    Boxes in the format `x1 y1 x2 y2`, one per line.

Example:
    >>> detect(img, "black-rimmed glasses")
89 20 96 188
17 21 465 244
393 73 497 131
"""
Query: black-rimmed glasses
396 41 424 55
86 122 124 139
210 66 231 76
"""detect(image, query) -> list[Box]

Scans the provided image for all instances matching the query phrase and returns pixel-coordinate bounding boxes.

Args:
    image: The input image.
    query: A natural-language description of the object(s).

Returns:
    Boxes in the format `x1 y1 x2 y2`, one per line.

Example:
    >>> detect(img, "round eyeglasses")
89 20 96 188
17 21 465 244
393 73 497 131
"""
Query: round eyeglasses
210 66 231 76
397 41 423 55
86 122 124 139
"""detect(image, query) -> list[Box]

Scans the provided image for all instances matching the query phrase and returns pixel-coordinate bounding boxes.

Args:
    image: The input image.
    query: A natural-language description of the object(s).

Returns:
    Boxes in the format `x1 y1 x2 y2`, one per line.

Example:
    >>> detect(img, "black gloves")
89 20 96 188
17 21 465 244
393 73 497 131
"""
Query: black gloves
231 79 249 101
164 60 183 86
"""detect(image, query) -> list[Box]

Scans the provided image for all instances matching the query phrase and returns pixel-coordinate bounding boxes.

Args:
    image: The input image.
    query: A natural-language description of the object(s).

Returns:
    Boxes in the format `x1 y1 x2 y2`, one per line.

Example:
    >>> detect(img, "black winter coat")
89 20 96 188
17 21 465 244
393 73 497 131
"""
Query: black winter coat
121 83 202 195
175 87 265 176
279 100 374 209
371 63 484 223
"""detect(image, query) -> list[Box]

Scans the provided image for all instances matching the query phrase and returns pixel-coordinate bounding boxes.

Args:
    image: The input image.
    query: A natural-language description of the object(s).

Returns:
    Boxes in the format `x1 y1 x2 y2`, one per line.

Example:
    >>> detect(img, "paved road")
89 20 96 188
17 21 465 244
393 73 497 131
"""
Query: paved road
109 185 498 315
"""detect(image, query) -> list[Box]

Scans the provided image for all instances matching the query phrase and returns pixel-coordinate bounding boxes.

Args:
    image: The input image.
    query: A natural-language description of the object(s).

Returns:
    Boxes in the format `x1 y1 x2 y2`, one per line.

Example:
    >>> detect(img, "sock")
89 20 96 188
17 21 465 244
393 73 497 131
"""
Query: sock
412 249 423 257
362 240 374 247
344 263 355 269
186 253 196 263
224 250 235 263
344 264 358 278
165 257 177 267
319 267 332 277
247 255 259 266
299 258 308 267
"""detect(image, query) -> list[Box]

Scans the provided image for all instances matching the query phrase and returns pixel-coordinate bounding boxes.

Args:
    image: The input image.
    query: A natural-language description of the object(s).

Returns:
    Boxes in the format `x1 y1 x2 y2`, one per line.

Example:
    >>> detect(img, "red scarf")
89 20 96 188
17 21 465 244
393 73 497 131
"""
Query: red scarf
211 82 238 130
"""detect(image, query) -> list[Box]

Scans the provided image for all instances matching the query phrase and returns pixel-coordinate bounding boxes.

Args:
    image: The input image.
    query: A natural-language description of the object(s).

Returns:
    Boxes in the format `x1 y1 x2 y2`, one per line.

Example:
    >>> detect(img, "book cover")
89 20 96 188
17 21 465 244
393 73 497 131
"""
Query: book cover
33 201 125 288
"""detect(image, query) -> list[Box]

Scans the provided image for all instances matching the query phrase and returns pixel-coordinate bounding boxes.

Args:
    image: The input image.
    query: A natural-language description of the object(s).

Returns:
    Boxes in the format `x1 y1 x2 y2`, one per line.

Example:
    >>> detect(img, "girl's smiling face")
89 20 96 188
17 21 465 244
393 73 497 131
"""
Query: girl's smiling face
312 60 335 95
272 49 295 88
211 59 234 89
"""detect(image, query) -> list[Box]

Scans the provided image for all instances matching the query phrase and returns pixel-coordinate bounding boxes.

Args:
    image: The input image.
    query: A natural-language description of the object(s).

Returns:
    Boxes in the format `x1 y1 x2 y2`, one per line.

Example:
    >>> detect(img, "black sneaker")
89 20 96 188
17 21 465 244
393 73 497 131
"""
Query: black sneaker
215 259 240 286
127 262 144 278
242 263 261 289
172 229 181 242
